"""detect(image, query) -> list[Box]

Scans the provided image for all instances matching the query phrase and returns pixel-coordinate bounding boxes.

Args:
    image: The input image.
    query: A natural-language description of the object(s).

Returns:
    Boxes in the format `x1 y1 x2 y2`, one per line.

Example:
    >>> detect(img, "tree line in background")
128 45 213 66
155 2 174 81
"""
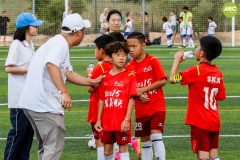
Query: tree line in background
1 0 239 38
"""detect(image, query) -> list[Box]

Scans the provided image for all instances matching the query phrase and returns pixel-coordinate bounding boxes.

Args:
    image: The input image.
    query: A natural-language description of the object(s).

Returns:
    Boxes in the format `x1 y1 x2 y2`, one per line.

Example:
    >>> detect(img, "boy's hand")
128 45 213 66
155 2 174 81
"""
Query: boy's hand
138 93 150 103
94 121 103 132
121 120 130 132
86 68 93 77
174 51 185 64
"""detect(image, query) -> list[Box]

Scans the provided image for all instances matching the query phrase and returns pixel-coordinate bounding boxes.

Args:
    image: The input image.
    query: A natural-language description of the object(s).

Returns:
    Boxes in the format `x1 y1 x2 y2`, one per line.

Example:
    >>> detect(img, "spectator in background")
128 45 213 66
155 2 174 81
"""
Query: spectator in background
0 11 10 46
169 11 177 45
118 8 125 30
179 6 193 26
140 10 149 34
99 8 109 34
62 6 73 19
4 12 43 160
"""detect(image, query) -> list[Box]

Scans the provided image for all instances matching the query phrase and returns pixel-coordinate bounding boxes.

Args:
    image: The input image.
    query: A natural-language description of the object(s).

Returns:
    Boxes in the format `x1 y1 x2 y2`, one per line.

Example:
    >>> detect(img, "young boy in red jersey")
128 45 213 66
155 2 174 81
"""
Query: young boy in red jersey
125 32 167 160
86 35 115 160
170 36 226 160
95 41 137 160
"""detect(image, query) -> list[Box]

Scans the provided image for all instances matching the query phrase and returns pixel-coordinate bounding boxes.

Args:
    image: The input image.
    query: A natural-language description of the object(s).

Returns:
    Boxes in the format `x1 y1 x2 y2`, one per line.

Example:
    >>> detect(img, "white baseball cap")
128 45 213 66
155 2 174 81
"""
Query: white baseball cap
61 13 91 33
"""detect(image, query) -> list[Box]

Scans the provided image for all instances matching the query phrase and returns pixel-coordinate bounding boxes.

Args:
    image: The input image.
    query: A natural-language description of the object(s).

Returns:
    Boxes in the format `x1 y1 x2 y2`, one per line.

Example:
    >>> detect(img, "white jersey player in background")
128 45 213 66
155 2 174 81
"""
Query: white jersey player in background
208 16 217 36
186 17 195 48
162 16 173 48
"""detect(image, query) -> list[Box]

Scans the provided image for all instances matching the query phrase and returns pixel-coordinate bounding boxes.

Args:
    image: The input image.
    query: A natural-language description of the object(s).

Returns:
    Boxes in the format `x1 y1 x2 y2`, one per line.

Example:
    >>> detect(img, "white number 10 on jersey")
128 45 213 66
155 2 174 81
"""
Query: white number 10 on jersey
203 87 219 110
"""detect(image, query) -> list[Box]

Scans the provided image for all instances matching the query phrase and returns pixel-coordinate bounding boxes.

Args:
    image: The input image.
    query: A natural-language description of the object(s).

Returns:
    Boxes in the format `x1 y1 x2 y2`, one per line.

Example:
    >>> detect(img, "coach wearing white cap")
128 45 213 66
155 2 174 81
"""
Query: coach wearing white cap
18 13 104 159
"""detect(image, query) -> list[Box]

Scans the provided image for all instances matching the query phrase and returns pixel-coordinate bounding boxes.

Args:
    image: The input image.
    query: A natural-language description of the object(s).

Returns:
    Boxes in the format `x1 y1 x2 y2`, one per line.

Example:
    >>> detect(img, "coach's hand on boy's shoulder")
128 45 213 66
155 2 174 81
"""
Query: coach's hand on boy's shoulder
138 93 150 104
174 51 185 63
121 120 130 132
94 121 103 132
91 75 106 85
61 92 72 112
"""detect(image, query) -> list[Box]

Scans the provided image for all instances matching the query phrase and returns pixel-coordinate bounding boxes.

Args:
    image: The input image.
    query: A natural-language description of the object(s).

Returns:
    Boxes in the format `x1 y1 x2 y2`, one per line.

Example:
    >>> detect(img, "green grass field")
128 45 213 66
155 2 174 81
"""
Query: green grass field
0 45 239 160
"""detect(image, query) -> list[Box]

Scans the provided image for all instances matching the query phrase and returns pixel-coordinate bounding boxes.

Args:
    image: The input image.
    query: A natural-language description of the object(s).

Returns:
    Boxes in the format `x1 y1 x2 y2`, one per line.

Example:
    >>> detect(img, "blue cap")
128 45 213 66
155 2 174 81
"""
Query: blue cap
16 12 44 29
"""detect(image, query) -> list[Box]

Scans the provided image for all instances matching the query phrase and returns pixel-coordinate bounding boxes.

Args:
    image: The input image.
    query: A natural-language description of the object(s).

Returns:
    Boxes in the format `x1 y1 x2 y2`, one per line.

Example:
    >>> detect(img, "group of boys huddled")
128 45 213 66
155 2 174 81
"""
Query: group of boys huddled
85 29 225 160
161 6 217 48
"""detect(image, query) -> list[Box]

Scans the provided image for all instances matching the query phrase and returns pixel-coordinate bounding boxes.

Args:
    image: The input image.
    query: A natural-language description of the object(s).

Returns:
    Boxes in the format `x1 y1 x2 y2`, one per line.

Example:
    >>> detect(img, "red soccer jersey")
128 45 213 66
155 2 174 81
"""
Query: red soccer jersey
180 62 226 131
125 54 167 118
99 70 137 132
87 61 112 122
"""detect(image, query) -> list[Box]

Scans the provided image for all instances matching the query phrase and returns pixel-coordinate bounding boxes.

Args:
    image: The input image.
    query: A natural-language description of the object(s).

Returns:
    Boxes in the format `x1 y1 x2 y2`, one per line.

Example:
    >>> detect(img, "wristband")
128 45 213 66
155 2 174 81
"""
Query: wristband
59 89 68 94
124 118 130 122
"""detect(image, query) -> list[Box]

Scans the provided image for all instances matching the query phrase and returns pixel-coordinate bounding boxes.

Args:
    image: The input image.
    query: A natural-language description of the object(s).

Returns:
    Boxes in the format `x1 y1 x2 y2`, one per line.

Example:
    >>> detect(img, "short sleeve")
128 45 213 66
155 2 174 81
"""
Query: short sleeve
90 65 104 79
162 24 165 29
216 73 226 100
43 44 68 67
5 41 20 67
180 65 199 85
214 22 217 27
98 79 105 101
152 57 167 81
128 73 137 98
68 62 73 71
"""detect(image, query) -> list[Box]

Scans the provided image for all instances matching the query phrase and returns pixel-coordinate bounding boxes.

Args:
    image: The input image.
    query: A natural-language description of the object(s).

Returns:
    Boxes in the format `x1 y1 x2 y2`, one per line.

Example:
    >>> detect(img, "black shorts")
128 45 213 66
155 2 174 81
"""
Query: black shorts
0 27 7 35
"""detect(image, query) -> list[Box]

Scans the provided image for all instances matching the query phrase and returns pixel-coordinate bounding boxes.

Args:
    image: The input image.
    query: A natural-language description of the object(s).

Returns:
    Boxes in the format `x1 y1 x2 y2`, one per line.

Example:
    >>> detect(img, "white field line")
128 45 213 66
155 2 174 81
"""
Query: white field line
0 96 239 106
0 134 239 140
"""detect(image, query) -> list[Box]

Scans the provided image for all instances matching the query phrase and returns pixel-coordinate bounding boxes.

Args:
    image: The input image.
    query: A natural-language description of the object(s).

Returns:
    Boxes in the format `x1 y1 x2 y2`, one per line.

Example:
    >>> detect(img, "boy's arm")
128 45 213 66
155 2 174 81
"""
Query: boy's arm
5 66 27 74
95 100 104 132
170 51 185 84
121 97 135 132
137 79 166 96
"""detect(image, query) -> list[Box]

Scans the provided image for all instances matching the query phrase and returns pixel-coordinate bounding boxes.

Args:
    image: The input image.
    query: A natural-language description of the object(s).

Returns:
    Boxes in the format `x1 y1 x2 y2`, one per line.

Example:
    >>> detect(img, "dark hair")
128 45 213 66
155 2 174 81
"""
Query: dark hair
3 11 6 14
94 34 115 50
162 16 167 22
199 36 222 61
179 17 183 20
126 12 130 17
105 41 130 58
127 31 145 44
13 26 29 41
109 32 125 42
183 6 189 10
145 11 148 15
106 9 122 21
208 16 213 20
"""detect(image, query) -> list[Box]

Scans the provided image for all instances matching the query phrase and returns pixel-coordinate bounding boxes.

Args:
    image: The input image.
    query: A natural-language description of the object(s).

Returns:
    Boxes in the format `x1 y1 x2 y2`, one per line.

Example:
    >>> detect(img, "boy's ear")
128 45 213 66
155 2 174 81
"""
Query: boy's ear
200 50 206 57
142 42 146 49
100 48 104 55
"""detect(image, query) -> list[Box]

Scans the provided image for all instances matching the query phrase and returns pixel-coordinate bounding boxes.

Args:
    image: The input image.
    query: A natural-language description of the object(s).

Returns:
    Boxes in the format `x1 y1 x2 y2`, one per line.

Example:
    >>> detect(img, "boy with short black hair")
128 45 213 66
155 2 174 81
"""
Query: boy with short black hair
126 32 167 160
170 36 226 160
86 34 115 160
162 16 173 48
95 41 137 160
208 16 217 36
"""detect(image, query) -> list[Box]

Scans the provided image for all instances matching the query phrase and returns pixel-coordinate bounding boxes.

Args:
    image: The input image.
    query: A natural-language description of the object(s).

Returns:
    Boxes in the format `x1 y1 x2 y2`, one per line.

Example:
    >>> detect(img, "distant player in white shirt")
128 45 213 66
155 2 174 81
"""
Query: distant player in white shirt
186 17 195 48
208 16 217 36
162 16 173 48
179 17 187 48
125 16 134 37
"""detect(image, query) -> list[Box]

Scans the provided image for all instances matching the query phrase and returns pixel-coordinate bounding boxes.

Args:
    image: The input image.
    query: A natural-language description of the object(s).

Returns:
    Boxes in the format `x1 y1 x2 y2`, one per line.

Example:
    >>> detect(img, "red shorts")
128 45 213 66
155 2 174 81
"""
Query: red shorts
91 122 102 139
191 125 219 153
101 131 131 145
135 111 165 137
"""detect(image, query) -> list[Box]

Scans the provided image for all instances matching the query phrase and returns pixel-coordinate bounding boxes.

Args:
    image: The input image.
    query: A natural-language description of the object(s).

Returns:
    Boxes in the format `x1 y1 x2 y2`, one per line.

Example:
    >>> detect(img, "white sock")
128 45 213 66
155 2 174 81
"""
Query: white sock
150 133 165 160
167 40 170 46
212 156 220 160
191 40 195 46
104 154 113 160
119 152 130 160
170 40 172 45
183 39 186 46
97 147 104 160
141 141 153 160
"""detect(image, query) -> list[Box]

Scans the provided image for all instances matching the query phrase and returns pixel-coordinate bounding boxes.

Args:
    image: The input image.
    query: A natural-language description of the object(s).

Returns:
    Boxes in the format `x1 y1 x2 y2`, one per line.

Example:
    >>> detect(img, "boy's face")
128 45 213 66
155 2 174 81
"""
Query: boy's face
94 45 103 61
207 19 211 22
195 42 201 61
110 50 127 68
127 38 146 60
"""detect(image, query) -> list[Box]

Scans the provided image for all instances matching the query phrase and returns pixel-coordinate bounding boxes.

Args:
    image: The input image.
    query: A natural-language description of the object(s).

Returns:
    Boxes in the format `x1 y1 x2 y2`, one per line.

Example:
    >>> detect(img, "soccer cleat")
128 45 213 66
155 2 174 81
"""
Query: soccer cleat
131 138 141 159
115 151 120 160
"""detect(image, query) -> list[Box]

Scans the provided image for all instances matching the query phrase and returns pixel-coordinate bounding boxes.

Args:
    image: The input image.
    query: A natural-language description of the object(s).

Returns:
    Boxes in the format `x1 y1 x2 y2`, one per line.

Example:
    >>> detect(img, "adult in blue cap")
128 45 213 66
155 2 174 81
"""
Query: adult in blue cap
4 12 43 160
